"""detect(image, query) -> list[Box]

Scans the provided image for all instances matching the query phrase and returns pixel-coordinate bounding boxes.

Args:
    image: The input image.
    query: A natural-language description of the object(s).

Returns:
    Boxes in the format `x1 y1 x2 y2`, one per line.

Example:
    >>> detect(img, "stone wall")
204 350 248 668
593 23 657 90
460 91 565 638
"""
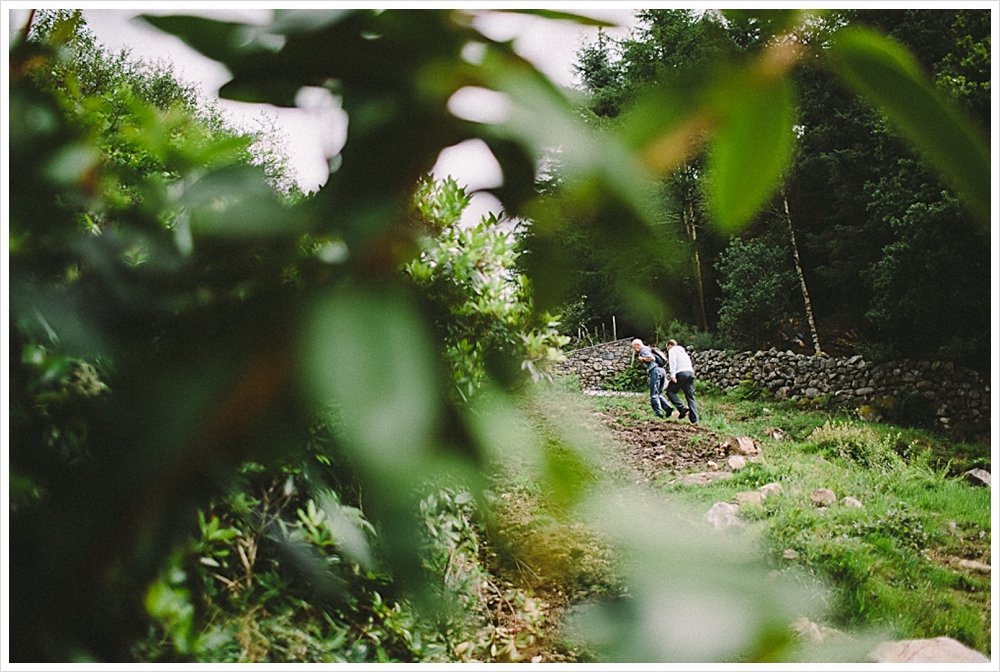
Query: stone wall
554 338 636 389
691 348 989 427
556 340 990 427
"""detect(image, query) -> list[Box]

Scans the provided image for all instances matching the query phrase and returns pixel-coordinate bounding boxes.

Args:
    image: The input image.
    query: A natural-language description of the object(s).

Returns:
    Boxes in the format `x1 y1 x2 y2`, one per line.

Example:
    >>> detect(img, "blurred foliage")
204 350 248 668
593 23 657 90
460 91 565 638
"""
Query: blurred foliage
5 7 992 664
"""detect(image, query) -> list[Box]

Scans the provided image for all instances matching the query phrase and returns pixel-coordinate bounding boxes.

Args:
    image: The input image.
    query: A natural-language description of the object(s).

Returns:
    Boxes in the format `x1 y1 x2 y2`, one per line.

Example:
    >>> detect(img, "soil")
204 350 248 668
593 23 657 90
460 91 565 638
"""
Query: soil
598 406 732 485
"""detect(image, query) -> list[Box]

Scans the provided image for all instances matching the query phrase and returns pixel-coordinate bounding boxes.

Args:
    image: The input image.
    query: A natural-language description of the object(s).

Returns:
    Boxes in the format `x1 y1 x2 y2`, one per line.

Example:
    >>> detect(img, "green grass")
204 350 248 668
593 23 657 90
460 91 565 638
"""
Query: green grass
581 385 992 656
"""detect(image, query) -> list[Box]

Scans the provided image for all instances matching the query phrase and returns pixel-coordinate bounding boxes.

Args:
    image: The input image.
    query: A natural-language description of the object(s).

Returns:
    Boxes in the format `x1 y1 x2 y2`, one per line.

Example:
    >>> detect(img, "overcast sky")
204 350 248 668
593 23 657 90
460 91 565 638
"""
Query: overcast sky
7 5 635 220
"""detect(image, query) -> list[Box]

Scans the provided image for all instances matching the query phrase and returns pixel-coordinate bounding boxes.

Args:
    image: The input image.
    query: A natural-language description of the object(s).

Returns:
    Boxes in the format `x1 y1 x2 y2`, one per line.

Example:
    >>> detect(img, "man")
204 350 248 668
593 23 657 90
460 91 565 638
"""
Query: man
665 339 698 423
632 338 672 418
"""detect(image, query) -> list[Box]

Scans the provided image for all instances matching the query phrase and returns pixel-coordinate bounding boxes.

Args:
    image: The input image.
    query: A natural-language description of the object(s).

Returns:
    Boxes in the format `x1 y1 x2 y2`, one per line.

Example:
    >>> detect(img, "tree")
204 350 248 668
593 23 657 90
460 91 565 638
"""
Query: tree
7 7 991 663
715 232 801 350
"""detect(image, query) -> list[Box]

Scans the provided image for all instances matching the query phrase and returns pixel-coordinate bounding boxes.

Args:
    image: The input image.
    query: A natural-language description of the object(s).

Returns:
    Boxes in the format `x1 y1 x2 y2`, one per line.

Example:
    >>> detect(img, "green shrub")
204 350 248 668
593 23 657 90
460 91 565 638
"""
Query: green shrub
602 366 646 393
809 422 903 471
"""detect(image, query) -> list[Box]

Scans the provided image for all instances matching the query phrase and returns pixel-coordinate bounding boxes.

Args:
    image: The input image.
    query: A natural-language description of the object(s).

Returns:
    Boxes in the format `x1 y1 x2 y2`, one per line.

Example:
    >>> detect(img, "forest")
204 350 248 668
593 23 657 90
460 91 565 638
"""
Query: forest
5 7 993 664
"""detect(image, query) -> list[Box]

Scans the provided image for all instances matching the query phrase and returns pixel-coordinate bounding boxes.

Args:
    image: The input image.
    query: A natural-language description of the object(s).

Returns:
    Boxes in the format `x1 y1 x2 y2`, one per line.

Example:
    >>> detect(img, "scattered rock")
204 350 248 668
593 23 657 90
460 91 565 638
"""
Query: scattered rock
707 460 719 471
810 488 837 507
783 549 798 560
759 482 783 498
956 558 991 574
770 428 785 441
789 616 823 643
703 502 744 530
732 436 760 455
673 471 733 486
727 455 747 470
865 636 990 663
963 468 991 487
840 496 863 508
734 491 764 506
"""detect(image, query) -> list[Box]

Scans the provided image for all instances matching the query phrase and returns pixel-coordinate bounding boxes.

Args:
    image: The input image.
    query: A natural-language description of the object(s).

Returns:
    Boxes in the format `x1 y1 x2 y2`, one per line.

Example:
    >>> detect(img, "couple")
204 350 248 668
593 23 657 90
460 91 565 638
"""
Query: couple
632 338 698 423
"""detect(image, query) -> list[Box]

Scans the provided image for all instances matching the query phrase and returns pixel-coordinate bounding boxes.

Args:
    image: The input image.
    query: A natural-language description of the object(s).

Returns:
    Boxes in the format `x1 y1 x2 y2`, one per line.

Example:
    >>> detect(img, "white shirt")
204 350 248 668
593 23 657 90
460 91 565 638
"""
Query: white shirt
668 345 694 377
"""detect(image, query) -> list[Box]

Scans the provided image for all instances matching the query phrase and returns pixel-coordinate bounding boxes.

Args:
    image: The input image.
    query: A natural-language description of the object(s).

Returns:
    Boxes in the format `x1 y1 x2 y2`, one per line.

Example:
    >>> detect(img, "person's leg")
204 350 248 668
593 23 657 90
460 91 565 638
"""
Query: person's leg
665 378 687 417
677 371 698 423
649 368 671 417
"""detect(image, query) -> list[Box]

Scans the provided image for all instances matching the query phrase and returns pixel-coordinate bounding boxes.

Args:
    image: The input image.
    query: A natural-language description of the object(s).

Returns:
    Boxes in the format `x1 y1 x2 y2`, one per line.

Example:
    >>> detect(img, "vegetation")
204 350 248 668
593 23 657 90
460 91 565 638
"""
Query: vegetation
556 8 990 368
638 388 992 657
6 7 991 664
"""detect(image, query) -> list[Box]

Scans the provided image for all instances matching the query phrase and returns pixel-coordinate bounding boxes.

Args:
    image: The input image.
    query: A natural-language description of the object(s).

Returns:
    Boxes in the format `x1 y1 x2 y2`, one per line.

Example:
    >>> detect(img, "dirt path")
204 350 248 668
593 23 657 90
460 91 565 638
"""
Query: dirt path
598 405 732 485
506 397 737 662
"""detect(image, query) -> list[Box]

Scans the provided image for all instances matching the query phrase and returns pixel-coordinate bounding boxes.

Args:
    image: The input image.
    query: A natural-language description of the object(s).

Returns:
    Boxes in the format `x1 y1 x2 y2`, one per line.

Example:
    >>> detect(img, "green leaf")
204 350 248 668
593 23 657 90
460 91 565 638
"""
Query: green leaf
708 75 796 232
138 15 276 63
827 27 990 229
180 165 300 238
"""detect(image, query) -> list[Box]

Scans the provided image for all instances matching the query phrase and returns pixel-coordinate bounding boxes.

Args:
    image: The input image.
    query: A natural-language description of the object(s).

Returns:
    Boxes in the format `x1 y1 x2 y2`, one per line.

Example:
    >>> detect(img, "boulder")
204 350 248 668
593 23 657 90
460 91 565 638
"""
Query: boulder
732 436 760 455
673 471 733 486
759 482 783 498
963 468 991 487
703 502 744 530
789 616 823 644
810 488 837 507
840 496 863 508
865 637 990 663
727 455 747 471
956 558 991 574
734 491 764 506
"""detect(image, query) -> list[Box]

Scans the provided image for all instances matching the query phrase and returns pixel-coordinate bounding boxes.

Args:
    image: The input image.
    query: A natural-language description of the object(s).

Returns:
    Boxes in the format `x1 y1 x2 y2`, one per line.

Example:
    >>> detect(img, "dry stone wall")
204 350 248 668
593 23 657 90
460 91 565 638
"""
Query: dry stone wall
554 338 636 390
692 348 989 427
556 340 990 427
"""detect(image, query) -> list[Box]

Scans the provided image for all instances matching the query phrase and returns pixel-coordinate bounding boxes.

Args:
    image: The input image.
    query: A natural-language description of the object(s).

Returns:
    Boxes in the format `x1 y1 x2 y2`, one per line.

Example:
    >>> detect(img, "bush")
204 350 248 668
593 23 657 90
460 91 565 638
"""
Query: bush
601 366 647 393
809 421 903 472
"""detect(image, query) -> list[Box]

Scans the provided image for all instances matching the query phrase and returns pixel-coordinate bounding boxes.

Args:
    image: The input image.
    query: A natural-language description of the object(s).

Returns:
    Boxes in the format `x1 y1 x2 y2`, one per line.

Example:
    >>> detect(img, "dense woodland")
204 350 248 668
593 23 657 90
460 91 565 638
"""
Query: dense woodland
529 8 991 372
6 8 992 663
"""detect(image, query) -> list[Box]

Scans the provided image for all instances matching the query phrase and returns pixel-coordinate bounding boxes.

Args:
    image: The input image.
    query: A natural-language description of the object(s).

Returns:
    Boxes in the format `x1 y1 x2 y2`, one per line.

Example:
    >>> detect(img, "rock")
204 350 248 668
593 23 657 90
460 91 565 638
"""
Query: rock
732 436 760 455
865 637 990 663
789 616 823 643
734 491 764 506
783 549 798 560
707 460 718 471
759 482 783 498
703 502 744 530
963 468 991 487
956 558 991 574
840 496 863 508
727 455 747 470
673 471 733 486
810 488 837 507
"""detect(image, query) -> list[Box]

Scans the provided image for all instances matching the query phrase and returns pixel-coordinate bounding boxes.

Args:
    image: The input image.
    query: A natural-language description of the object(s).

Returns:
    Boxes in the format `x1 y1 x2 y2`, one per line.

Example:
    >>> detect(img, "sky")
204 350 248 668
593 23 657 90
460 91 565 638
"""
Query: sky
6 4 636 223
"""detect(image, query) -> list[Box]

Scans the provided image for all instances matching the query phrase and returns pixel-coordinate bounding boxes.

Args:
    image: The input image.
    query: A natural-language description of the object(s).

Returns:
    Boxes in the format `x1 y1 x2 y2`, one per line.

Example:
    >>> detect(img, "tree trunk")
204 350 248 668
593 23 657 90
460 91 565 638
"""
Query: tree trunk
782 188 823 356
682 196 709 331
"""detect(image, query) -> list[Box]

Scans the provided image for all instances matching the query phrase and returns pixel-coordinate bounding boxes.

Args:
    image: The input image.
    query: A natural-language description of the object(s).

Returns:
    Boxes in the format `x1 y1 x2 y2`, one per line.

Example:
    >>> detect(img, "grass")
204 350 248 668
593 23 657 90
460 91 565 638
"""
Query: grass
594 385 992 656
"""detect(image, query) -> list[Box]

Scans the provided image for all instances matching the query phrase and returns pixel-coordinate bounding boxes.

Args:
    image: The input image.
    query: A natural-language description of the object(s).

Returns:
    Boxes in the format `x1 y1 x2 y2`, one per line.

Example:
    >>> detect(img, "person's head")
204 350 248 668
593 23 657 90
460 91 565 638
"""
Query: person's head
666 339 678 349
631 338 643 352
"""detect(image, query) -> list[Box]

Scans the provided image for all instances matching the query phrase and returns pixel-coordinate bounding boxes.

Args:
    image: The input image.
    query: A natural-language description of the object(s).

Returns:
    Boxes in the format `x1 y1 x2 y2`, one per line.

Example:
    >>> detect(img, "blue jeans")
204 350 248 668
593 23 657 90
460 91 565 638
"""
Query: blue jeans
648 366 672 417
666 371 698 422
